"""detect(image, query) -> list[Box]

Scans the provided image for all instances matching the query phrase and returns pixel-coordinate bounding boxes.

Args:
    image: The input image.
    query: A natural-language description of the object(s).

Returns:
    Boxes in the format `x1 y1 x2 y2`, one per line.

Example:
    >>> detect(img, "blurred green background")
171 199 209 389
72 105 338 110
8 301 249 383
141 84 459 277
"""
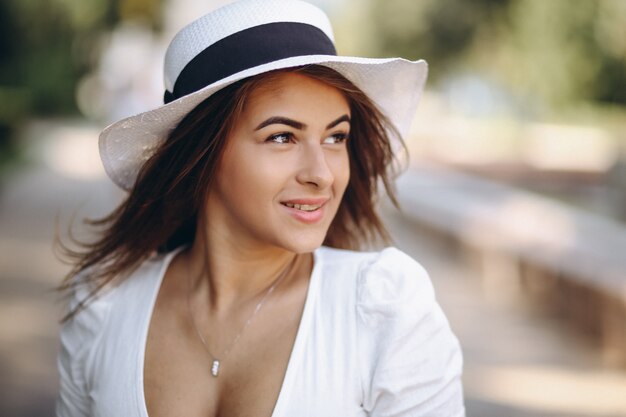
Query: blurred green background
0 0 161 173
368 0 626 107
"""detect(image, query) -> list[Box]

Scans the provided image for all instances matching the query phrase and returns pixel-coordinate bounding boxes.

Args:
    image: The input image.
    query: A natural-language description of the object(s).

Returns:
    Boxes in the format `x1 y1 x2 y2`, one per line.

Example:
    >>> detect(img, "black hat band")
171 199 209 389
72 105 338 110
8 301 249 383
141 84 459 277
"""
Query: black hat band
164 22 337 104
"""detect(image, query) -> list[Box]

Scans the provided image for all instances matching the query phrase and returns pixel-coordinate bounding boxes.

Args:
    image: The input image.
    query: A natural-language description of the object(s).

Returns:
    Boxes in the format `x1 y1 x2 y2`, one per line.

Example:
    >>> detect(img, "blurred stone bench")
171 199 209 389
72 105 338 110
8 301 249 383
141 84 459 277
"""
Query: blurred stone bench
395 163 626 367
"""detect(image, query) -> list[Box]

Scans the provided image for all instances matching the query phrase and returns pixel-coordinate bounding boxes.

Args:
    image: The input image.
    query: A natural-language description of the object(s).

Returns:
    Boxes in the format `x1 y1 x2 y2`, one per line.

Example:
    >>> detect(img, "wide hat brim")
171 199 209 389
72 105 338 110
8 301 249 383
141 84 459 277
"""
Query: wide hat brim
99 54 427 190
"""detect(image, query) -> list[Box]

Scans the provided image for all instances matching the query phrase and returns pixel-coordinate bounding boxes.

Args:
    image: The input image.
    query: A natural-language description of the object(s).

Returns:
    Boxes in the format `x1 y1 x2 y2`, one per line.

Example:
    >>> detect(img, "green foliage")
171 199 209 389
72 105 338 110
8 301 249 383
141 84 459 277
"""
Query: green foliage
368 0 626 108
0 0 162 164
0 0 163 118
369 0 513 74
118 0 163 30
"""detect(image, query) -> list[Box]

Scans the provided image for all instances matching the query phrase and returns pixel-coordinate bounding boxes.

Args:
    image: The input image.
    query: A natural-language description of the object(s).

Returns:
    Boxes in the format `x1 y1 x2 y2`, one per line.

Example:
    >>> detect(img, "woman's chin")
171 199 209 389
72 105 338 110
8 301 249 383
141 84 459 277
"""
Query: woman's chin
276 233 327 255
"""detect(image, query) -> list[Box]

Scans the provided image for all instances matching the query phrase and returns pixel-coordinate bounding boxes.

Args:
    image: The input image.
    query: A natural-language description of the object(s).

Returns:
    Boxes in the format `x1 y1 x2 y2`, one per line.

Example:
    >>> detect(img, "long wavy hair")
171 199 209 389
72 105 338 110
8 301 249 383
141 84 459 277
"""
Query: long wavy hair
58 64 405 320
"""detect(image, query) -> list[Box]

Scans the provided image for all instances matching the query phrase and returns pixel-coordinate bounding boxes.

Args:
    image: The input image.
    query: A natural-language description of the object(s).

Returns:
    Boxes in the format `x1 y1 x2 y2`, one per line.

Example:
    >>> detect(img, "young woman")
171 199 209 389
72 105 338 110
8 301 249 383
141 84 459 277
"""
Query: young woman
56 1 465 416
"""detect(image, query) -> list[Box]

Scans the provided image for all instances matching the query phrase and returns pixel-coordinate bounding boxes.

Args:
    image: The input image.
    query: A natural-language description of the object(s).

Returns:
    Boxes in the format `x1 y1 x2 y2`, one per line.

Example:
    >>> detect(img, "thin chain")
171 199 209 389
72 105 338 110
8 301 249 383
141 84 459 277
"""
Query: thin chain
186 250 296 373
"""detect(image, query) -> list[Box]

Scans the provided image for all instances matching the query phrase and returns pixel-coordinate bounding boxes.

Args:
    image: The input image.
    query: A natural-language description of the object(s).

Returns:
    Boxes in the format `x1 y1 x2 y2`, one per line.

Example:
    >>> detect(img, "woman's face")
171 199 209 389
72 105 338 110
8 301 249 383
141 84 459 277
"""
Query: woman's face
205 71 351 253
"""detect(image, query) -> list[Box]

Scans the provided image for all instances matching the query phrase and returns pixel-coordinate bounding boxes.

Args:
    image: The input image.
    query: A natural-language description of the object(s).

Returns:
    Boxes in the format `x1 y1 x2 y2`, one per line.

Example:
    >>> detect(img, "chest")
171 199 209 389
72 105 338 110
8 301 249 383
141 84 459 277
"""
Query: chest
143 296 304 417
89 253 368 417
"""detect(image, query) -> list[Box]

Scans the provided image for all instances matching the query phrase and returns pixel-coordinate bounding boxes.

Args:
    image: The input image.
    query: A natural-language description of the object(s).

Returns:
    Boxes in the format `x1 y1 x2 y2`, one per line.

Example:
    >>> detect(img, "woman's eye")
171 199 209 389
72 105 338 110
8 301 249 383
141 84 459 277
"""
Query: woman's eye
266 133 293 144
323 132 349 144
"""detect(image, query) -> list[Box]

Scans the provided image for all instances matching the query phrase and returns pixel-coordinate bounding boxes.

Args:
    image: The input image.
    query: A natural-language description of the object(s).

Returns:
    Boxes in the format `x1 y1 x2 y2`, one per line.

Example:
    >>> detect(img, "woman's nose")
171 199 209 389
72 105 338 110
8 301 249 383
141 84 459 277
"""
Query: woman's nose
296 144 333 188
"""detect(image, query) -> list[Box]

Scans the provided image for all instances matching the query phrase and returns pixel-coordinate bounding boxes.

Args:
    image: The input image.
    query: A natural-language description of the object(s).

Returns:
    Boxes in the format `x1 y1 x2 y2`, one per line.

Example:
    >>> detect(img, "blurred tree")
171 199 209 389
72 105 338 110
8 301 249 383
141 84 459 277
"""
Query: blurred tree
592 0 626 104
369 0 513 80
477 0 626 107
368 0 626 109
0 0 163 171
118 0 163 28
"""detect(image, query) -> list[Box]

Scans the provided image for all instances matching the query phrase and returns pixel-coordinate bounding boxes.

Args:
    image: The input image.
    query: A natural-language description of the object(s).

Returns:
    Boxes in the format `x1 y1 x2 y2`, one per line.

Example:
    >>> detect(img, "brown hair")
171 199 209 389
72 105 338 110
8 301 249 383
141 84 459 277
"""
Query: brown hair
58 64 405 319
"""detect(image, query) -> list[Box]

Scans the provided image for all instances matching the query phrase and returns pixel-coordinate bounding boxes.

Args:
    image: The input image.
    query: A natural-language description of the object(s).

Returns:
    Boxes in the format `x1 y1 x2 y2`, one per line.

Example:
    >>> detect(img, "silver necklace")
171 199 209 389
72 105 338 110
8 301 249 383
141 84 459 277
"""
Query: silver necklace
186 252 296 377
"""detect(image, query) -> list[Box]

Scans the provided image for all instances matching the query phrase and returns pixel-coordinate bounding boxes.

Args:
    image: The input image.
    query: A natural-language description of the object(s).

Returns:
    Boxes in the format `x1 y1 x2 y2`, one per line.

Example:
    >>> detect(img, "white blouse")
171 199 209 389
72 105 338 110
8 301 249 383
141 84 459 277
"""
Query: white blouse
56 246 465 416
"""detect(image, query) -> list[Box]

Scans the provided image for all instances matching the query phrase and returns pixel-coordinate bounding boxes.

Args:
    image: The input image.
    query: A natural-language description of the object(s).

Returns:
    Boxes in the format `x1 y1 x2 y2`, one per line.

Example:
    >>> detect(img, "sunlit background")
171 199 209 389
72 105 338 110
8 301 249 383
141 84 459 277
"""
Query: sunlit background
1 0 625 416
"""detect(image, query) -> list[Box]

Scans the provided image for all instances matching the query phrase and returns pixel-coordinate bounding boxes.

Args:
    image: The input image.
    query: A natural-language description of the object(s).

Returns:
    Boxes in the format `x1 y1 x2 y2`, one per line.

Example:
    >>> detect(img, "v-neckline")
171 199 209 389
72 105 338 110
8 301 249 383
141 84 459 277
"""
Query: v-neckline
137 247 324 417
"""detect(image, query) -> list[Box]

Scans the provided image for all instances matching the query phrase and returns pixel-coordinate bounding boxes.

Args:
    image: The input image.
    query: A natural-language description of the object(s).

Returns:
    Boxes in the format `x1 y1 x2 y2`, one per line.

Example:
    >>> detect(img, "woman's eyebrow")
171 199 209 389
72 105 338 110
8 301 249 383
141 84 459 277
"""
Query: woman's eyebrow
255 114 351 131
255 117 305 131
326 114 351 129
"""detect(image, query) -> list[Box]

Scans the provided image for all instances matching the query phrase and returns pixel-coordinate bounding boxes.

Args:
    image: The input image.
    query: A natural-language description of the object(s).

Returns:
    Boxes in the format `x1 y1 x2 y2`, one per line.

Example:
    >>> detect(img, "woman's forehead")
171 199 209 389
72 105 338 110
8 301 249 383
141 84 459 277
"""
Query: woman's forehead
243 71 350 116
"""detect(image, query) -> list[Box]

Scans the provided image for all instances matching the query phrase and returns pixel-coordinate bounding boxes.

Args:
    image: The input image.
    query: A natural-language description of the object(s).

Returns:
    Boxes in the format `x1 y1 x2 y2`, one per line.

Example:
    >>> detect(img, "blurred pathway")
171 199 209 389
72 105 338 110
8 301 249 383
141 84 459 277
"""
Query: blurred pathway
0 119 122 417
382 199 626 416
0 119 624 417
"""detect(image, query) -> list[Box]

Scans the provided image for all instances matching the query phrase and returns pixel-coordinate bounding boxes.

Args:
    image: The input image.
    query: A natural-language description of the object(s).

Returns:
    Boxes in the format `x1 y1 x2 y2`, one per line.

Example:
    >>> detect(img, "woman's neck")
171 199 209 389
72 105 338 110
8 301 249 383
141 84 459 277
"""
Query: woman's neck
186 225 302 314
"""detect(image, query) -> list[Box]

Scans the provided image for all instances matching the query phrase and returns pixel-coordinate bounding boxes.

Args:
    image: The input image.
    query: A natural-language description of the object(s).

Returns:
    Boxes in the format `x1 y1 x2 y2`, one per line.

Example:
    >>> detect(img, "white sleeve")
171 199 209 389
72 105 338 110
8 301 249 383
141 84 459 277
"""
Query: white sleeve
357 248 465 417
56 283 109 417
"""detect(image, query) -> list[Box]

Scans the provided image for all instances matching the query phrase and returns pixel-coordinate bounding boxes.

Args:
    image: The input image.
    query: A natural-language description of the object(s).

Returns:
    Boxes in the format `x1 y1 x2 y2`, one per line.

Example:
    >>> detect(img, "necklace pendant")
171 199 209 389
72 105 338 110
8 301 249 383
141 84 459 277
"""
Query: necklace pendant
211 359 220 377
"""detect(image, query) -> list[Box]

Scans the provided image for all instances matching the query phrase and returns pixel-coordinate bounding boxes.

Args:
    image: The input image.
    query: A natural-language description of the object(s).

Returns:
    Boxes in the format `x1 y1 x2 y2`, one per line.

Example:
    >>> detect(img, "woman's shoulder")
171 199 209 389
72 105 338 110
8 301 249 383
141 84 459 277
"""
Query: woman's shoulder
318 246 434 319
60 249 178 341
56 250 180 415
355 247 435 323
318 245 428 273
329 247 465 414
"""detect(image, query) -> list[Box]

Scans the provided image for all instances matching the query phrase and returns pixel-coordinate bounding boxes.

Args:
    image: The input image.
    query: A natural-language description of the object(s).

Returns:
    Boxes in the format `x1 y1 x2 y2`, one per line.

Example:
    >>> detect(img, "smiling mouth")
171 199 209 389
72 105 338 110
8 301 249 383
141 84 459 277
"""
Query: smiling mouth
281 203 322 211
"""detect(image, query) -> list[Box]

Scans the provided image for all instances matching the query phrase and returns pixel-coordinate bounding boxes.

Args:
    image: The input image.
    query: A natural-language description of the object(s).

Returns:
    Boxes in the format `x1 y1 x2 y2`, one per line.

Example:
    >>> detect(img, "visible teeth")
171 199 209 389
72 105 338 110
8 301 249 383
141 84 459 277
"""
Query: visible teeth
284 203 320 211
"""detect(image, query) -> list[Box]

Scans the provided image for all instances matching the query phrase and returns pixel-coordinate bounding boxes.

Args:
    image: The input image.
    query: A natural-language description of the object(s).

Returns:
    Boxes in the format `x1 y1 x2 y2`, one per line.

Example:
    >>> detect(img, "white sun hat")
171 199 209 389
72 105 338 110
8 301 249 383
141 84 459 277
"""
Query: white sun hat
98 0 428 190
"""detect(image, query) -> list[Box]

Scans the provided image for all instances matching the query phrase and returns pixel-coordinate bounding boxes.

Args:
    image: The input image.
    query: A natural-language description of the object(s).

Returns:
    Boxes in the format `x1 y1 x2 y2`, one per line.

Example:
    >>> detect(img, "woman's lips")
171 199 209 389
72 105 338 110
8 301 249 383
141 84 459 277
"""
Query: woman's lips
280 198 328 224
